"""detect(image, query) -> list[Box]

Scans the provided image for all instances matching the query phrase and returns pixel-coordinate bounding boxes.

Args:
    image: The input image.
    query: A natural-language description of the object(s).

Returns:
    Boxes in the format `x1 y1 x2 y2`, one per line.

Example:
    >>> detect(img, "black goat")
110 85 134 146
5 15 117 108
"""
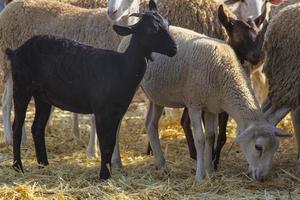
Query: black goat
7 1 177 180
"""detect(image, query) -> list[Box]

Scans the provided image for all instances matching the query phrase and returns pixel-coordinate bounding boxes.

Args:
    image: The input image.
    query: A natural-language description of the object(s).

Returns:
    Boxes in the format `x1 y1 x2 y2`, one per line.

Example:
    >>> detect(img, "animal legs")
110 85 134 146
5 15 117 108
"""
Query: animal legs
203 112 217 173
12 88 31 172
213 112 228 170
86 115 99 158
3 73 26 145
111 122 123 168
95 112 122 180
145 102 165 168
188 109 205 182
31 97 52 166
72 113 80 138
181 107 197 160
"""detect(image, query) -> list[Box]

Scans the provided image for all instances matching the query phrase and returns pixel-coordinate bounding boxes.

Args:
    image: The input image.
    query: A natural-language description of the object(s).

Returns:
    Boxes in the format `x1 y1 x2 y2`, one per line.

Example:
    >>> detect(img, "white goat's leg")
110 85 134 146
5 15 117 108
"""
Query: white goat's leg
292 106 300 174
86 115 98 158
3 74 13 144
2 73 26 144
145 101 165 168
203 112 217 173
71 113 80 138
188 109 205 182
111 122 123 168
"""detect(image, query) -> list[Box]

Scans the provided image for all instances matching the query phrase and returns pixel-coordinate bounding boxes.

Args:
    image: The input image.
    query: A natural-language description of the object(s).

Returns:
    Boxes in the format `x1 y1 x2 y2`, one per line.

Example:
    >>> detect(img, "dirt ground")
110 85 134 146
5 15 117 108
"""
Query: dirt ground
0 91 300 199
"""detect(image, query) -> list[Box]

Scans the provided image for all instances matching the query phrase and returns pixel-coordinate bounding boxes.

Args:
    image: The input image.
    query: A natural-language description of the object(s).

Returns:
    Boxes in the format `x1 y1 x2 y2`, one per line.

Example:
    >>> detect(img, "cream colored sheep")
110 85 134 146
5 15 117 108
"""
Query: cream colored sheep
118 25 289 182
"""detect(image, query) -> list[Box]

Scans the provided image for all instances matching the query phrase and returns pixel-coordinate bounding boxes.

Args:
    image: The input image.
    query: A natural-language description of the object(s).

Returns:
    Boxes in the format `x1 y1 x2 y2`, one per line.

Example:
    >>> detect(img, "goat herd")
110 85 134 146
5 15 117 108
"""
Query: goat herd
1 0 300 184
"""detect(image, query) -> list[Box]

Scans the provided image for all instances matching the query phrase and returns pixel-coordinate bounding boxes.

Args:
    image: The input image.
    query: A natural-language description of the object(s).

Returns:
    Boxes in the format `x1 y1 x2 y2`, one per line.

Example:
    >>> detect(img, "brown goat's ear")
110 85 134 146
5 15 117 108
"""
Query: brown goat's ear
254 2 267 27
218 5 234 32
224 0 244 5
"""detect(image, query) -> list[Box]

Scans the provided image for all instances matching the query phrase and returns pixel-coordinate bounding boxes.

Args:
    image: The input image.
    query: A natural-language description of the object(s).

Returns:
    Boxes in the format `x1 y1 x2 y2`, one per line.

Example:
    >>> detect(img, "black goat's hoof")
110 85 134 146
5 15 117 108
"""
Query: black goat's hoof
99 171 111 180
12 161 24 173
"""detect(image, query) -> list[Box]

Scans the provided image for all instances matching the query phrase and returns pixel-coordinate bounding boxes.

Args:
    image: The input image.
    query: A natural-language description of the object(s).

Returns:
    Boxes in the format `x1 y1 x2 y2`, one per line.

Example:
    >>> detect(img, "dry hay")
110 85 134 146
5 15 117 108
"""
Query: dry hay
0 96 300 199
1 0 300 199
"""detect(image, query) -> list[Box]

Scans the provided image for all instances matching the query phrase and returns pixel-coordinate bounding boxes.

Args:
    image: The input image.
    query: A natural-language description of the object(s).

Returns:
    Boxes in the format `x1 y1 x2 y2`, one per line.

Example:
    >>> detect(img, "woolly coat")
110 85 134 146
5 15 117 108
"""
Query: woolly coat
0 0 120 84
263 3 300 109
140 0 232 41
119 26 262 127
268 0 300 20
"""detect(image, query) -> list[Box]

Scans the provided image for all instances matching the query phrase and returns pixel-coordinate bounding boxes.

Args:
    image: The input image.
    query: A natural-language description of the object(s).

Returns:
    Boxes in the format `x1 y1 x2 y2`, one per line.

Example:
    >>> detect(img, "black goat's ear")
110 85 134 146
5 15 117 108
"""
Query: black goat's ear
218 5 234 31
149 0 158 11
113 25 133 36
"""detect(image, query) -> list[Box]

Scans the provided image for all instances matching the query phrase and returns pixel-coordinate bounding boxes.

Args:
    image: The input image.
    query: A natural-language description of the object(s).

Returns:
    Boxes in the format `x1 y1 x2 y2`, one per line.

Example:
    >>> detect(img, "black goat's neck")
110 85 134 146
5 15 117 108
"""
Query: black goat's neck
125 35 152 63
123 35 149 83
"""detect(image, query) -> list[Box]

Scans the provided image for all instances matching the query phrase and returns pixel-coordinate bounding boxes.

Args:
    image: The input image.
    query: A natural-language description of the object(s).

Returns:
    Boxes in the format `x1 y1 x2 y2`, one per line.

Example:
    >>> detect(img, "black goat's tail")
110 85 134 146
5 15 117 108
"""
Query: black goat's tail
5 48 15 60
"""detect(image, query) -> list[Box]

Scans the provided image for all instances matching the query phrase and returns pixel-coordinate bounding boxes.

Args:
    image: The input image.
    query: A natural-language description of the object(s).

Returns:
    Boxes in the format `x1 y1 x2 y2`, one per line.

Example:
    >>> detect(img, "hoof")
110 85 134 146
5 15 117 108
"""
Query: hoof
111 158 123 169
195 173 205 183
99 171 111 180
160 166 170 176
12 161 24 173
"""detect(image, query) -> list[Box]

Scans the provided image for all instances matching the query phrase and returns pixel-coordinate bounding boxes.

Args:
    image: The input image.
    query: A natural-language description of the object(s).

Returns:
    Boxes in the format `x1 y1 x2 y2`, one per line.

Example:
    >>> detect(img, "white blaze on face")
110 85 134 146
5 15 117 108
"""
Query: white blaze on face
107 0 140 22
108 0 123 21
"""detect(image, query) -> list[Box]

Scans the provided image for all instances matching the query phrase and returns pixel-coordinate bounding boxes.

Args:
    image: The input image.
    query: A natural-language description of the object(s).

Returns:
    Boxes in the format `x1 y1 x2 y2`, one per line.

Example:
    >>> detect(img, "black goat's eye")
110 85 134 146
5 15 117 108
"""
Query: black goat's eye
255 144 263 151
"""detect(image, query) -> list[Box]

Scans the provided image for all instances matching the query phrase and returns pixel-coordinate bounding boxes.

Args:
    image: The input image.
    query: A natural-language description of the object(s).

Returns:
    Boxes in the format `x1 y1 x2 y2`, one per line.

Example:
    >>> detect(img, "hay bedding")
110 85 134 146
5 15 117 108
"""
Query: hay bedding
0 98 299 199
0 0 300 199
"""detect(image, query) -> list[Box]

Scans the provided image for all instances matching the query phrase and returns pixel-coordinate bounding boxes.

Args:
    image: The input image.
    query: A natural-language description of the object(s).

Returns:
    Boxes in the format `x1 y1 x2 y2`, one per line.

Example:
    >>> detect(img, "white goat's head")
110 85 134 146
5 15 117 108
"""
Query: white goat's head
235 122 290 181
107 0 140 22
224 0 264 21
224 0 285 21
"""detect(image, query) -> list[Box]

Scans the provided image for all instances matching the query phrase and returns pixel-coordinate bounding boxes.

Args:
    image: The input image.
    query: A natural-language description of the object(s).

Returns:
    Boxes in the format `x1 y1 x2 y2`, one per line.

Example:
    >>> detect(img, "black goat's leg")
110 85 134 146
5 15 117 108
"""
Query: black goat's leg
12 90 31 173
181 107 196 160
31 96 52 167
213 112 228 170
95 111 122 180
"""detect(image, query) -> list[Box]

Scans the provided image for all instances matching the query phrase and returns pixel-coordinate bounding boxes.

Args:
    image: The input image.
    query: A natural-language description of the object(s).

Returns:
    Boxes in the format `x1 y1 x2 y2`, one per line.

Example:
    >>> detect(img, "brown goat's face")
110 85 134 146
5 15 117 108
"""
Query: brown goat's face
228 20 261 65
218 5 266 65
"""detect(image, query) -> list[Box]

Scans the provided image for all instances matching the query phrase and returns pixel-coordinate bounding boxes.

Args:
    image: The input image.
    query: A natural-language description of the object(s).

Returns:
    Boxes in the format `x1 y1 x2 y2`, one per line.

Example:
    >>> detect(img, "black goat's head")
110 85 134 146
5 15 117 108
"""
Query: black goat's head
113 0 177 58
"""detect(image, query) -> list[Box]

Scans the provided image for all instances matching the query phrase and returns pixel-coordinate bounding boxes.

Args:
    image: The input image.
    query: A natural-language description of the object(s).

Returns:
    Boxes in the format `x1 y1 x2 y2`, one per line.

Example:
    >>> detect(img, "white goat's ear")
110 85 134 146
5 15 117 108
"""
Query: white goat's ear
273 127 291 137
234 126 254 143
